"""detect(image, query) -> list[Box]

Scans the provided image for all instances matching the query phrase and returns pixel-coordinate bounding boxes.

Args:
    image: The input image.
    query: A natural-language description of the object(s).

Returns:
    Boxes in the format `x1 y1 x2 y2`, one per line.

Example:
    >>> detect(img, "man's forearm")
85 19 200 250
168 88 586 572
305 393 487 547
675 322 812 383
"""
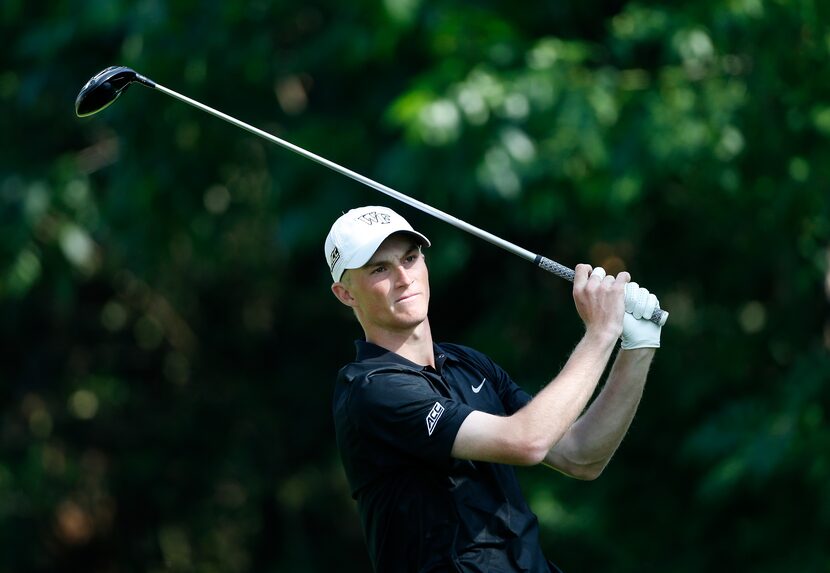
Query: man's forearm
510 331 619 459
545 348 654 474
451 330 620 466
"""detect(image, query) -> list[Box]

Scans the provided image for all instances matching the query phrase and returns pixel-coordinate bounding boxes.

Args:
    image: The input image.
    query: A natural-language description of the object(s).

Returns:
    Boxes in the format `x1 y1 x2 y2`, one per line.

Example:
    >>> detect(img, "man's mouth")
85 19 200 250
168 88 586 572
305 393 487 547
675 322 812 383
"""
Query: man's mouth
395 292 420 303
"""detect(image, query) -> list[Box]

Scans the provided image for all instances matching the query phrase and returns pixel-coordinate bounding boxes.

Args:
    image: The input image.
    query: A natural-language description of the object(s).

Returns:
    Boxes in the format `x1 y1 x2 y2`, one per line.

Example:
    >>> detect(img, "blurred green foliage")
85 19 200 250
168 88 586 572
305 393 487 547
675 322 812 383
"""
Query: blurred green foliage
2 1 829 571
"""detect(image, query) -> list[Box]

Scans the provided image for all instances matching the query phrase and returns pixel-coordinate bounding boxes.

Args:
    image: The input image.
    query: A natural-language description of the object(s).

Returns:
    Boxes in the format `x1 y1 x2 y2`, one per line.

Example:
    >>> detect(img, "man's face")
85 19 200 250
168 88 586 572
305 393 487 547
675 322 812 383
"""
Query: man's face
338 233 430 334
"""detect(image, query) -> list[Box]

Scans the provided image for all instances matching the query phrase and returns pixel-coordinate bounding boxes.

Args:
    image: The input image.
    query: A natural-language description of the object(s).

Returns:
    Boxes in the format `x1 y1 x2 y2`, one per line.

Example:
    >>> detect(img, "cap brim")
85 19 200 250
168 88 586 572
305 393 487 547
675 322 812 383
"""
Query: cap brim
339 229 430 279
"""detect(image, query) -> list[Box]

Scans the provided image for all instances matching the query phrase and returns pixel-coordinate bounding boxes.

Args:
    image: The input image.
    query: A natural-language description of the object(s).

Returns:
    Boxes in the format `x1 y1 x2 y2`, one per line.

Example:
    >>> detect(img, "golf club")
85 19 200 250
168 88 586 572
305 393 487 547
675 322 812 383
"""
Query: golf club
75 66 668 326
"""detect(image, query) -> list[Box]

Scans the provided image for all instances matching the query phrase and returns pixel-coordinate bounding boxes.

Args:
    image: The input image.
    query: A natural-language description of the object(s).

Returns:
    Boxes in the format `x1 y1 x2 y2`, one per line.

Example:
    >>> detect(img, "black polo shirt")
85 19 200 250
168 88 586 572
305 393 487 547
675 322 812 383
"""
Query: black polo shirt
333 340 558 573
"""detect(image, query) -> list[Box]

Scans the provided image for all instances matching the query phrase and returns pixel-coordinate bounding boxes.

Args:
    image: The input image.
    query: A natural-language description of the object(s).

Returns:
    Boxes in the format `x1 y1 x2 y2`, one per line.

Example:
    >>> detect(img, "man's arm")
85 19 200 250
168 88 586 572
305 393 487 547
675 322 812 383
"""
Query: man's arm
544 347 654 480
450 265 626 466
451 330 619 466
544 291 664 479
451 266 663 473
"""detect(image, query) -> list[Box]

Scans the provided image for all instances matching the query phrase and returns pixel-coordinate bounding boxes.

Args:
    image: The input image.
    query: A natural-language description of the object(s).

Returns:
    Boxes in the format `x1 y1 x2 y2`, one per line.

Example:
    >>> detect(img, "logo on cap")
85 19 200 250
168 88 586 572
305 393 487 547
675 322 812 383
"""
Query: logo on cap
356 211 391 226
329 246 341 271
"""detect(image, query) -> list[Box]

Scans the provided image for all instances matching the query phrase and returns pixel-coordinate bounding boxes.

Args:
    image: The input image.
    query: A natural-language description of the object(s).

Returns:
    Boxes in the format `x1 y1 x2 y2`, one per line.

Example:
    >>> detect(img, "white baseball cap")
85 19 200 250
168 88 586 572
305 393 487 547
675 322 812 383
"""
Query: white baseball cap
324 206 431 282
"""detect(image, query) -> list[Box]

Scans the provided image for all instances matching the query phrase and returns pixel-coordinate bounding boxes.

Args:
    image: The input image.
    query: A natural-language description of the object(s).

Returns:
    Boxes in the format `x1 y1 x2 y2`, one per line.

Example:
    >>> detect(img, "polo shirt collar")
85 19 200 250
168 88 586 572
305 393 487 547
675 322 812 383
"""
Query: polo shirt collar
354 339 452 372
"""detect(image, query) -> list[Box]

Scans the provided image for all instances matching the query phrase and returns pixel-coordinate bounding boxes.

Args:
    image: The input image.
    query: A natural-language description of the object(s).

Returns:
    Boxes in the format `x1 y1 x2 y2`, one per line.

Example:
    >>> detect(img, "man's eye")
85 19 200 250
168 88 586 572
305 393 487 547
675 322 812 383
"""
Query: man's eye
371 266 386 274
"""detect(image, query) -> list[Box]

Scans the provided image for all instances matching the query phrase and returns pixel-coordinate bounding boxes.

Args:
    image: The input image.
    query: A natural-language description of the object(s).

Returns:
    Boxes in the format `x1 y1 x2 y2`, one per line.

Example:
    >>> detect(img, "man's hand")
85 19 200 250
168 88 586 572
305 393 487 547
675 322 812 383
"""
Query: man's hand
573 265 629 341
621 282 662 349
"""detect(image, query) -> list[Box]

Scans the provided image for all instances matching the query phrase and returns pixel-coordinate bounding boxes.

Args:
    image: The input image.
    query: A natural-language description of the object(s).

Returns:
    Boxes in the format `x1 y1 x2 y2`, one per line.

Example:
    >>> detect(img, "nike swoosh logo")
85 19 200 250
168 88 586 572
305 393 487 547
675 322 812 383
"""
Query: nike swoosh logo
471 378 486 393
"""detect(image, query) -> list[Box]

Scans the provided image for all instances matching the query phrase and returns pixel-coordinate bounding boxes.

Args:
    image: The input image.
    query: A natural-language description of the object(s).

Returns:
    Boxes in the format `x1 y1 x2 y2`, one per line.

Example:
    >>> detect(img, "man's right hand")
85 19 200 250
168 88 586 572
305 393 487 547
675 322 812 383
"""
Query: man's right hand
572 265 628 341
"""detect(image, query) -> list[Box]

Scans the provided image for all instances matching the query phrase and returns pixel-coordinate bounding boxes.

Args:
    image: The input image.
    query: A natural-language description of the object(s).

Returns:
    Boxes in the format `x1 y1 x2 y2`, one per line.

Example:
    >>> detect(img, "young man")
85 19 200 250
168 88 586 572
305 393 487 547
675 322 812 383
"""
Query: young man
325 205 662 572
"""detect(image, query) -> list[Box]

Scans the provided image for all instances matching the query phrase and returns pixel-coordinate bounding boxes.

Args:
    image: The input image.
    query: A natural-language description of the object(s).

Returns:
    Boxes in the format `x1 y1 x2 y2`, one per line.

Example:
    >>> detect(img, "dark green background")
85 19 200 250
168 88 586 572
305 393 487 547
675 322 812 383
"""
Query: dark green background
2 1 829 571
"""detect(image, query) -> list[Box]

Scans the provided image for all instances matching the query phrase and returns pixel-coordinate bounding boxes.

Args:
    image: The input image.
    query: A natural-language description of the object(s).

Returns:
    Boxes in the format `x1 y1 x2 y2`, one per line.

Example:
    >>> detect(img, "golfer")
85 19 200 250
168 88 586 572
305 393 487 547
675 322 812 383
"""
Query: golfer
325 205 662 572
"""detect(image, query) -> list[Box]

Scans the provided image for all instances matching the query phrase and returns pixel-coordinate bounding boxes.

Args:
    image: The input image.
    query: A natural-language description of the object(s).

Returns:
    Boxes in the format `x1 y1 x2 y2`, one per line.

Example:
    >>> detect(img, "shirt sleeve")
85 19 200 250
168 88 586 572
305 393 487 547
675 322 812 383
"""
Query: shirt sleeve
492 364 532 415
444 343 532 415
347 368 473 464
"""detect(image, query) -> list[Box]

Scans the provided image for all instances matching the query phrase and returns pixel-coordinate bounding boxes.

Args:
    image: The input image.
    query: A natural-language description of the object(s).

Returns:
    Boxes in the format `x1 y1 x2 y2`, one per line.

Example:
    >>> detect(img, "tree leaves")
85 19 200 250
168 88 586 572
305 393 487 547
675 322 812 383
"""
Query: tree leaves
2 1 829 571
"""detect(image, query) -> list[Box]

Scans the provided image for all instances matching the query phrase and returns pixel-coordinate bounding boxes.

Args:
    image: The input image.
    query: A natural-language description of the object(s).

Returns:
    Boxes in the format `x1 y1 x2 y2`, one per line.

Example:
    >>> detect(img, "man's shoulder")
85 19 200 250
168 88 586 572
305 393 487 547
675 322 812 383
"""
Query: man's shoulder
334 358 424 405
337 357 421 381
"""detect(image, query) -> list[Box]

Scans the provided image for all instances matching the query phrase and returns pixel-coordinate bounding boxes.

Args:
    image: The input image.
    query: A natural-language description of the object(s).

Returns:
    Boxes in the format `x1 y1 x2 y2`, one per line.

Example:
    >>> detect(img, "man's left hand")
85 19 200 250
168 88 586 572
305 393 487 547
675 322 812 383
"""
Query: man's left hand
621 283 662 349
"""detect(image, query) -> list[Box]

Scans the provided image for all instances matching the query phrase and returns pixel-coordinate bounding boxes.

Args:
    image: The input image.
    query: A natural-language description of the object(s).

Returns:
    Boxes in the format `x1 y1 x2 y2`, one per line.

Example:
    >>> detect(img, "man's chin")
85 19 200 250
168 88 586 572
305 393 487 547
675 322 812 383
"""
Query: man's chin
389 309 429 331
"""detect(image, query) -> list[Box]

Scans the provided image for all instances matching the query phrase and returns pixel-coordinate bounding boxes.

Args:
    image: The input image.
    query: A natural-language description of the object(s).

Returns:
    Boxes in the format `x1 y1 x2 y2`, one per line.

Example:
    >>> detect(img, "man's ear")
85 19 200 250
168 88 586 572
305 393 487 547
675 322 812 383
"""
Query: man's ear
331 282 357 308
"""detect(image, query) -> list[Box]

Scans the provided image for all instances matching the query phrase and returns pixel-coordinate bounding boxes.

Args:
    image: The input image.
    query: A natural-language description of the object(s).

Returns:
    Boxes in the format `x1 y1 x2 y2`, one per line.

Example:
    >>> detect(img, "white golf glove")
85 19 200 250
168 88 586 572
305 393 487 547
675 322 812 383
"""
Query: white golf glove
621 282 662 349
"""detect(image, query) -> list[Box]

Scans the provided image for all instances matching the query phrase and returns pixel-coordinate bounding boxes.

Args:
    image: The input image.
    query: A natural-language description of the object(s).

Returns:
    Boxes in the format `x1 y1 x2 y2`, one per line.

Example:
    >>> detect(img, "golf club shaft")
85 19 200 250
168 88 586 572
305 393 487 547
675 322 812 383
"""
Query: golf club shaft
151 82 665 326
154 85 544 263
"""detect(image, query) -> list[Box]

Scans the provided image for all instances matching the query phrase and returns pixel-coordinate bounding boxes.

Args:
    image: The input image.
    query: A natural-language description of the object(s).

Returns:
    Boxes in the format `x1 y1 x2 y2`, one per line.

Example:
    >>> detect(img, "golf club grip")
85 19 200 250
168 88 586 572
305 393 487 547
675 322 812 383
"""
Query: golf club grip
535 255 576 281
535 256 668 326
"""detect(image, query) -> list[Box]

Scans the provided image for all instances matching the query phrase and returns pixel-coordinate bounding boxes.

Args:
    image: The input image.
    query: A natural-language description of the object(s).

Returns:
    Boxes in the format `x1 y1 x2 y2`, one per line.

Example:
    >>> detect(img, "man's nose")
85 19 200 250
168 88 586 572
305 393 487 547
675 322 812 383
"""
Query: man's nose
393 264 413 286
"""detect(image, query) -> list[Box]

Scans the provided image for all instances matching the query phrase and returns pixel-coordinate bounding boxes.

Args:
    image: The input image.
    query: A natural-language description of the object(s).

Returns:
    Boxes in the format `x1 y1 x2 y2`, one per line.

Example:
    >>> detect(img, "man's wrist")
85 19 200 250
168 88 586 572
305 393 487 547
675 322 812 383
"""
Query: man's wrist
619 347 656 358
584 328 622 349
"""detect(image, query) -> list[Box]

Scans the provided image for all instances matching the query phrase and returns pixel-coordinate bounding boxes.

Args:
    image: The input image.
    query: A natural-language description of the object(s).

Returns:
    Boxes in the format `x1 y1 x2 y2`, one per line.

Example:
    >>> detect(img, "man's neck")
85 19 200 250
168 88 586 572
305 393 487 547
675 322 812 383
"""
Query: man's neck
365 320 435 368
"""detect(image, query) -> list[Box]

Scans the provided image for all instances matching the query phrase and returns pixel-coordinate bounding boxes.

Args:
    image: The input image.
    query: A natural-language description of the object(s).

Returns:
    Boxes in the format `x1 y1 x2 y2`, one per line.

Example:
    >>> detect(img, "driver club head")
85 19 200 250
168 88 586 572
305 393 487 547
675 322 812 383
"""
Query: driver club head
75 66 155 117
